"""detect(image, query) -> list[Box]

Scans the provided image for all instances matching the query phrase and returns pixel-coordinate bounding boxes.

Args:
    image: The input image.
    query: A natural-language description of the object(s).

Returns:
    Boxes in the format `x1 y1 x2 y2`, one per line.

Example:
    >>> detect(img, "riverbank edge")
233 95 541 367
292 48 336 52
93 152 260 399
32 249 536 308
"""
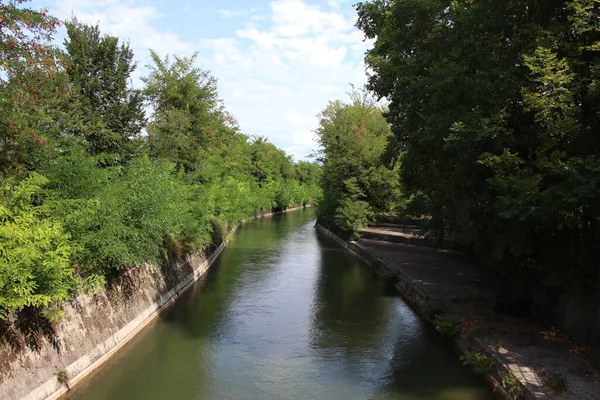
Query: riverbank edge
315 222 516 400
15 205 309 400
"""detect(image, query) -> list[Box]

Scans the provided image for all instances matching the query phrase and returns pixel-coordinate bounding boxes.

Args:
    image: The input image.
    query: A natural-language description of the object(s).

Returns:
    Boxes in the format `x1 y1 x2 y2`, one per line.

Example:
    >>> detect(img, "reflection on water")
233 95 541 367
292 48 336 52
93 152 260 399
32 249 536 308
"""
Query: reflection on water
66 209 497 400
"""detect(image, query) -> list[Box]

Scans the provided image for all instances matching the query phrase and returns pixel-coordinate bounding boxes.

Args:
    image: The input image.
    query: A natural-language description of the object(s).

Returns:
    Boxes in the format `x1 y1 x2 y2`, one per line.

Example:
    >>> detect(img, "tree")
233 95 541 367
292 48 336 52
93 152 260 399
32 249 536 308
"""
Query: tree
293 160 322 186
143 51 223 171
0 174 76 321
0 0 60 176
0 0 59 82
249 136 293 184
62 19 145 163
315 88 402 232
356 0 599 300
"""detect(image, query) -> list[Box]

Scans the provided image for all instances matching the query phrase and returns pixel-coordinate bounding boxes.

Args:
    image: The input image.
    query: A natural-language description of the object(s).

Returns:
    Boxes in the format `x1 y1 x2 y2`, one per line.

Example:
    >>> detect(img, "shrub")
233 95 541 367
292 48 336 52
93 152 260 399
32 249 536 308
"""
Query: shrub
502 372 524 399
434 314 461 336
460 351 495 375
0 174 77 319
69 157 190 273
541 371 567 394
56 370 70 390
334 197 373 233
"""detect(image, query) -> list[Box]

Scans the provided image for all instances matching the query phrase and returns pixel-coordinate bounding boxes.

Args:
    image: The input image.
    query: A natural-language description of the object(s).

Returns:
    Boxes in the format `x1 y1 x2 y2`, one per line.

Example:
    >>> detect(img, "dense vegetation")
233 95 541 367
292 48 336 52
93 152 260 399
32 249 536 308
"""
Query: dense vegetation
312 0 599 341
354 0 598 276
327 0 599 330
315 89 403 234
0 1 321 322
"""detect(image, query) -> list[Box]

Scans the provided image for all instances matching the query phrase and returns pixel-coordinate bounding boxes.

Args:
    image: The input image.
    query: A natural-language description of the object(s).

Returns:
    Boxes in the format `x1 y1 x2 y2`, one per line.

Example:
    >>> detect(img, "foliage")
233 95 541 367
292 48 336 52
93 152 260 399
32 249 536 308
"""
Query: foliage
0 0 62 176
0 3 322 324
65 157 190 274
334 197 373 233
460 351 495 375
315 88 403 232
56 369 70 390
356 0 600 298
0 0 59 80
62 18 146 163
501 372 524 399
541 371 568 394
434 314 461 337
143 51 221 171
0 174 76 318
249 136 293 184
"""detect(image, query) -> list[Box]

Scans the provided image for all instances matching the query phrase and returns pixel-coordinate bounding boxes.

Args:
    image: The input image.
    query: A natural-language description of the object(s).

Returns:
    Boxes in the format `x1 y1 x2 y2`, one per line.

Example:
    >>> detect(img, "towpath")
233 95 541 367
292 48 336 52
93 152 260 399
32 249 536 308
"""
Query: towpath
349 223 600 400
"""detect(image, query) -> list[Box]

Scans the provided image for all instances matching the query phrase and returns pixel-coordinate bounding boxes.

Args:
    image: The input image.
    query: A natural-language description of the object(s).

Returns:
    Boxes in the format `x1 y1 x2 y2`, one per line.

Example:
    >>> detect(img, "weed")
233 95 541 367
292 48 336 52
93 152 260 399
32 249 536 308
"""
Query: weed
56 370 70 390
501 372 523 399
541 371 567 394
40 306 64 324
434 314 461 336
461 351 495 375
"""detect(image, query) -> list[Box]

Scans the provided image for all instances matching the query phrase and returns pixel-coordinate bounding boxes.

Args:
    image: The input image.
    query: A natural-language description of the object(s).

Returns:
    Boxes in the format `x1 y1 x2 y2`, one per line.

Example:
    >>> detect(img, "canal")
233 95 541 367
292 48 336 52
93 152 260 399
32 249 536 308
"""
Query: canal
66 209 497 400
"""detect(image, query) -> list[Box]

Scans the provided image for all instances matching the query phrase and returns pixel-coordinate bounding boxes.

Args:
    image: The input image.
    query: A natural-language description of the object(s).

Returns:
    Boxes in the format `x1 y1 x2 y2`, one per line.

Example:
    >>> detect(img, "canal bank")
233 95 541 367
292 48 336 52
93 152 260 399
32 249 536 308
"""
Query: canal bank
0 206 307 400
315 222 600 400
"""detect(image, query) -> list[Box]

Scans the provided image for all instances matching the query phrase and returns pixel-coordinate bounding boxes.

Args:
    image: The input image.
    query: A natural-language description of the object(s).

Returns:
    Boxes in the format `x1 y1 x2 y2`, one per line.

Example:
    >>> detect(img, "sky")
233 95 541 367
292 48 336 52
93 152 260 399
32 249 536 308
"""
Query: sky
29 0 373 161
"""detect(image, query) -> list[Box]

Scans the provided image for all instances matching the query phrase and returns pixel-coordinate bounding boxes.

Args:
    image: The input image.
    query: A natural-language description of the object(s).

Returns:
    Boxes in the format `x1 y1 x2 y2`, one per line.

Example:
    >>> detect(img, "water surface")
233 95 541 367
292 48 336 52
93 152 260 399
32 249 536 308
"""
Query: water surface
67 209 496 400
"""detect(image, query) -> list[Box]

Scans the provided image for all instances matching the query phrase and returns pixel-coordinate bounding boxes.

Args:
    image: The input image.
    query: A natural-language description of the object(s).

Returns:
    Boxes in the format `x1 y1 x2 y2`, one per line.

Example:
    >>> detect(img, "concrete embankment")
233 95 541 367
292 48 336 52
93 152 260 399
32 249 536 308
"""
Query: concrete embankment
0 206 307 400
316 222 600 400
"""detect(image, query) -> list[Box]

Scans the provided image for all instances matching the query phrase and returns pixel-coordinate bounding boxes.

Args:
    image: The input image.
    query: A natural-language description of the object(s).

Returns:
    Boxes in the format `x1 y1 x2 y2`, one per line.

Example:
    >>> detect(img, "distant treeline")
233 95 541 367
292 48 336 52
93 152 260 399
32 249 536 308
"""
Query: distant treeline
0 2 321 322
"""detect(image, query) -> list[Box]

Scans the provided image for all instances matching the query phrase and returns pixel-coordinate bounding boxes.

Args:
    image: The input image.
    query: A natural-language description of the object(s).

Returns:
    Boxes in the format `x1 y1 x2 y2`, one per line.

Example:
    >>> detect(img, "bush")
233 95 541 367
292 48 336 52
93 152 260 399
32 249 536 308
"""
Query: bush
460 351 495 375
0 174 76 319
502 372 524 399
541 371 567 394
68 157 190 273
334 197 373 232
434 314 461 336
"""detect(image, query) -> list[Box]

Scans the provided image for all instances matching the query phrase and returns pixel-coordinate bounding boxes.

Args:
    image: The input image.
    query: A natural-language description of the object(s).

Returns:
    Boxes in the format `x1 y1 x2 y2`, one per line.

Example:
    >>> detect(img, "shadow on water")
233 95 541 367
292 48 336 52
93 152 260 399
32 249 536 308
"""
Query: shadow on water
310 233 393 359
311 231 499 400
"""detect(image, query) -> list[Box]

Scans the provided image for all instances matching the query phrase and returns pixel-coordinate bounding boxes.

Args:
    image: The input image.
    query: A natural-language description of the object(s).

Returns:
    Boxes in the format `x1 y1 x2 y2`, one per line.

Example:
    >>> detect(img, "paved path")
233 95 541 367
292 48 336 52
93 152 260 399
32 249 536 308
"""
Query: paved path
328 223 600 399
358 223 460 249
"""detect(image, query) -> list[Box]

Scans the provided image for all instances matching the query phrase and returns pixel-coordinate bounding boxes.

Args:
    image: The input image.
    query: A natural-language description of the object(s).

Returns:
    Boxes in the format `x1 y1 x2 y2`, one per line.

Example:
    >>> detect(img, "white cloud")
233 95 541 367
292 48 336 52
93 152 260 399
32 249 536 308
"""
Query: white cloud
216 9 236 17
201 0 371 160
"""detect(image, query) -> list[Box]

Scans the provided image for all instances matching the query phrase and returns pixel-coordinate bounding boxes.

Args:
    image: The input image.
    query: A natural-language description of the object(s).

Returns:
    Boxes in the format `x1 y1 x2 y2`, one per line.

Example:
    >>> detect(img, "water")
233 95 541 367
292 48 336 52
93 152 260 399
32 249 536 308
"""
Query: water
67 209 497 400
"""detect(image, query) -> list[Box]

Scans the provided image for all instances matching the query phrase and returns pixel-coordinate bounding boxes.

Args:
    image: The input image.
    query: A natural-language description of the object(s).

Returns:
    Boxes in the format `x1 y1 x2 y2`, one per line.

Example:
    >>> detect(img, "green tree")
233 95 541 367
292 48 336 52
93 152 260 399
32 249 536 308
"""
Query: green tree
315 88 401 232
293 161 321 186
0 0 60 176
62 19 145 163
356 0 599 295
143 51 222 171
249 136 293 184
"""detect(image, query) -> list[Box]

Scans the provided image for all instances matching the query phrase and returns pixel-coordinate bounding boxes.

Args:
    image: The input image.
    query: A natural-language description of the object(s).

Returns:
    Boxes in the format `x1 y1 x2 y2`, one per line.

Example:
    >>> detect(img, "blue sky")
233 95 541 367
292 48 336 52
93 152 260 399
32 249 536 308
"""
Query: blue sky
30 0 372 161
